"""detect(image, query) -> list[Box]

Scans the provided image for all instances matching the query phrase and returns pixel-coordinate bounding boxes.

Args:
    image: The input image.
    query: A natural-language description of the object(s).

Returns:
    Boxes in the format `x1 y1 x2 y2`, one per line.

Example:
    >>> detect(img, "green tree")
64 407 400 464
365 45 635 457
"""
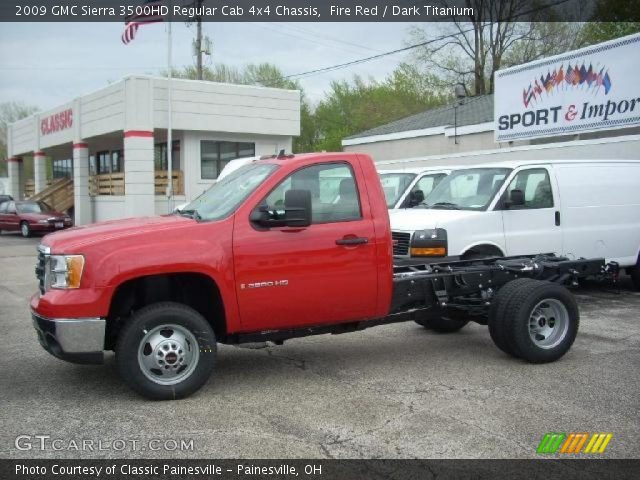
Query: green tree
0 101 39 177
312 64 450 152
579 0 640 45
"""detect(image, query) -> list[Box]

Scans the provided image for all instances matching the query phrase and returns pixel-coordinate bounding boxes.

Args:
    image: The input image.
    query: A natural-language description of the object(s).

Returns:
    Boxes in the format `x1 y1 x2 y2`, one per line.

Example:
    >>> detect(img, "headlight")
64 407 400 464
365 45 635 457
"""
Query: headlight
45 254 85 289
410 229 448 257
37 220 49 224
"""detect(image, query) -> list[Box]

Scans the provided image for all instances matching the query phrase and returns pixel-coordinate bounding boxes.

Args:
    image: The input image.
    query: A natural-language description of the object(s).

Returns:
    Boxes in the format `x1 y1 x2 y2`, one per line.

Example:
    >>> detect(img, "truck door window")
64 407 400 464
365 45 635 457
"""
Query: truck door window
263 163 362 223
505 168 554 209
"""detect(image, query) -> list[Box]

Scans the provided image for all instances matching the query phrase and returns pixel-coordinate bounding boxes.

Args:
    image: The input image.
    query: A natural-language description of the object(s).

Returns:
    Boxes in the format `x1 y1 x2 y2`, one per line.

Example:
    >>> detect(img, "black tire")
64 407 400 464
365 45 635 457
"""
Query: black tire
630 267 640 291
115 302 217 400
20 221 31 238
488 278 545 357
501 281 579 363
415 309 469 333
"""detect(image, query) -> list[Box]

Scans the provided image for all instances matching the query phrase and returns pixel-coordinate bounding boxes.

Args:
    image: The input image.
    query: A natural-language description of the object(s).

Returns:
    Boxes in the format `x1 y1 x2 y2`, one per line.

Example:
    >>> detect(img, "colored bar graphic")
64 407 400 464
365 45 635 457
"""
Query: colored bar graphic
537 433 566 454
538 432 613 454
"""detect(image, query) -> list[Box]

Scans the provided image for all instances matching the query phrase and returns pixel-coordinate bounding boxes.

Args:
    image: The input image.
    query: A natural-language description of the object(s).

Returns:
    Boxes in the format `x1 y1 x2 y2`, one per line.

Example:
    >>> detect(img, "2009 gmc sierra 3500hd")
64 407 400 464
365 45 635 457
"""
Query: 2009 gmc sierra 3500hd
31 152 616 400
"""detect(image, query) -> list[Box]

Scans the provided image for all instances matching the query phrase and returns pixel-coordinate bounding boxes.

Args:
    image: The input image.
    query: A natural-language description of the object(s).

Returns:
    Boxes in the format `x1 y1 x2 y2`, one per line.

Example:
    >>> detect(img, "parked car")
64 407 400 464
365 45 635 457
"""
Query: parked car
0 194 13 205
0 200 73 237
30 152 613 399
379 167 450 209
389 159 640 288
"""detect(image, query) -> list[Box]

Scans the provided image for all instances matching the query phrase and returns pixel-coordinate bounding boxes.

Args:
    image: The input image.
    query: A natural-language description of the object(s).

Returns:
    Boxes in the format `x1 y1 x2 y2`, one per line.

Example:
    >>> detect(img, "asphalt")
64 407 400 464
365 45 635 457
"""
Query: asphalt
0 232 638 459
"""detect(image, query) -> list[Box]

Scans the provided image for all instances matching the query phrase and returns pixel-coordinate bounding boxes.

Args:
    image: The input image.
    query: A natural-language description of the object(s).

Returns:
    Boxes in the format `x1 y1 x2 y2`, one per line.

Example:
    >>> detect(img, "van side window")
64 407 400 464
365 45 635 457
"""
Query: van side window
506 168 554 209
263 163 362 223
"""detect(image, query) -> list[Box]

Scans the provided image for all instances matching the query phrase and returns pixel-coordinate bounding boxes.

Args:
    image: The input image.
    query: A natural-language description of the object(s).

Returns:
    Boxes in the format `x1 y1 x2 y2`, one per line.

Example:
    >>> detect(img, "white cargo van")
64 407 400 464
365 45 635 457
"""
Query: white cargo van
390 159 640 288
378 167 450 209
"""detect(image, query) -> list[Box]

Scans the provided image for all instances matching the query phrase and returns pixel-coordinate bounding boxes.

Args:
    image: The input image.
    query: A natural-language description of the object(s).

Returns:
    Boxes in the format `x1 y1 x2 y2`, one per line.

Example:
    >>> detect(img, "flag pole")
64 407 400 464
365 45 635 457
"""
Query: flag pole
166 13 174 213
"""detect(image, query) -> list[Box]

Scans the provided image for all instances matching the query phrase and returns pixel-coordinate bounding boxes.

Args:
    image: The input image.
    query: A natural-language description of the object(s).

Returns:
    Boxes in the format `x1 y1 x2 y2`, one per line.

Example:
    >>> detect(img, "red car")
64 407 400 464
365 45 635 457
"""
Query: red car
0 200 73 237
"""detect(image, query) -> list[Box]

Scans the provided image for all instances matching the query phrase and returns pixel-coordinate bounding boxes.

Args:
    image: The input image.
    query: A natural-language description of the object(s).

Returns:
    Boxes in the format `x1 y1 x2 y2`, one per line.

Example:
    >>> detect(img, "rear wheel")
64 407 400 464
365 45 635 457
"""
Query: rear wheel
488 278 544 357
20 221 31 237
115 302 217 400
415 309 469 333
496 281 579 363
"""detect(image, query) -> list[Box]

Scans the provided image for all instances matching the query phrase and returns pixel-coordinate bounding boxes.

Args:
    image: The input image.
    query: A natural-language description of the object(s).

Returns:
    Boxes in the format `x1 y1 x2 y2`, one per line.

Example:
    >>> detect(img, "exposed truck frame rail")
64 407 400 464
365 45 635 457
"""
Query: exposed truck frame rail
230 255 617 345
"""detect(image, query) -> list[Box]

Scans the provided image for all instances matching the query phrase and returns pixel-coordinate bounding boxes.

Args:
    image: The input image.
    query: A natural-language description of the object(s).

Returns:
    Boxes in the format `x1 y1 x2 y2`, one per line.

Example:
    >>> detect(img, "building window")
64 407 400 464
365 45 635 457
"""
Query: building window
201 141 255 179
111 150 123 173
53 159 73 178
154 141 181 171
97 151 111 174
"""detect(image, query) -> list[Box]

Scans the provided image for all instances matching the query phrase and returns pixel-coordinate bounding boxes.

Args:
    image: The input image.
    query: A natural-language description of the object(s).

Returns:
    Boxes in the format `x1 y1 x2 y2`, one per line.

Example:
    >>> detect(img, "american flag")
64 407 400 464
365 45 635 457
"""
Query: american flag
122 0 164 44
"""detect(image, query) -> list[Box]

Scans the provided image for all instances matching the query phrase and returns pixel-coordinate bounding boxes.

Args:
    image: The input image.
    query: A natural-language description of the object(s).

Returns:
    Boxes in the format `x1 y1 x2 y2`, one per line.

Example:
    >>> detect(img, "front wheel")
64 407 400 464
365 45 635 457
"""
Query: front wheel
115 302 217 400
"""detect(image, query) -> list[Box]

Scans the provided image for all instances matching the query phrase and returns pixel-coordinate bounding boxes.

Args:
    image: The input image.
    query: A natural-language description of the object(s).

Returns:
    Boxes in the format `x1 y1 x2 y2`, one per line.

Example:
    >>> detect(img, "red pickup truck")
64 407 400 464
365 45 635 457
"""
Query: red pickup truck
31 152 612 400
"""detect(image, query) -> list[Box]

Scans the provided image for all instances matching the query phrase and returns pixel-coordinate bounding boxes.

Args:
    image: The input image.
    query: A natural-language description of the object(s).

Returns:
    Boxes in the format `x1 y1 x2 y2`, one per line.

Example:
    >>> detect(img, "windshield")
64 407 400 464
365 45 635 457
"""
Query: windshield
422 168 511 211
379 172 417 208
182 163 278 221
16 201 52 214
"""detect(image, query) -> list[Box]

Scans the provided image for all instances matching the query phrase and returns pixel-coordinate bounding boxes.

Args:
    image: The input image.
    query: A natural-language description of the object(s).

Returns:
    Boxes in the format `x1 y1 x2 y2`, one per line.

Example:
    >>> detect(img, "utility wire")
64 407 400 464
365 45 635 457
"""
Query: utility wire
280 0 572 81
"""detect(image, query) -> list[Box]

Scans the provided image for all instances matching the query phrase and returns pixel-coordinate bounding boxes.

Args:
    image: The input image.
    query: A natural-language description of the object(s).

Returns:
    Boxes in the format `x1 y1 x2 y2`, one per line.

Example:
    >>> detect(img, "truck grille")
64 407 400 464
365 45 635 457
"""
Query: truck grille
392 231 411 256
35 246 47 294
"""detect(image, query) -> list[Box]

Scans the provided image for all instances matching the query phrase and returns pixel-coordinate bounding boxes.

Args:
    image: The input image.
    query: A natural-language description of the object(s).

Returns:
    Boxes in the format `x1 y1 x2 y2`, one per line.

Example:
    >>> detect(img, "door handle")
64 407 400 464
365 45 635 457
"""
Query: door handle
555 211 561 226
336 237 368 246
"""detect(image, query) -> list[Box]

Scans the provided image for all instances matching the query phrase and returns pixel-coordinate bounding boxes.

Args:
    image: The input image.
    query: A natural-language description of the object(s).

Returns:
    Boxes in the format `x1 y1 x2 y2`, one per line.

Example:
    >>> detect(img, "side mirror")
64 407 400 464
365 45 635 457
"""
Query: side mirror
506 189 525 208
250 189 312 228
284 189 312 227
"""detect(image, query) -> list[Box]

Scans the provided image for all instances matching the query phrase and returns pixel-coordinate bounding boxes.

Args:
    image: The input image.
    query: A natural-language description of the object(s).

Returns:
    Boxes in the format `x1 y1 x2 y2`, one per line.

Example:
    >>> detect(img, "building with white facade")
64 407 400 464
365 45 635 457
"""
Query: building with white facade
5 75 300 224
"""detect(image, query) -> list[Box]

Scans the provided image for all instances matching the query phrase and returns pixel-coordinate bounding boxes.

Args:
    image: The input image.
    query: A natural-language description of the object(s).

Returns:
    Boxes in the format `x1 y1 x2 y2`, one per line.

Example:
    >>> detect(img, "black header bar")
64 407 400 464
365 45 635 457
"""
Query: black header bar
1 0 621 23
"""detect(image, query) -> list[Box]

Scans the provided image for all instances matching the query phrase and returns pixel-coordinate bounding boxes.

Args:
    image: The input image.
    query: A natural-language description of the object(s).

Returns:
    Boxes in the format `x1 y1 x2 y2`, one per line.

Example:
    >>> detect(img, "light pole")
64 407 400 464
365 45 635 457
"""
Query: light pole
453 84 466 145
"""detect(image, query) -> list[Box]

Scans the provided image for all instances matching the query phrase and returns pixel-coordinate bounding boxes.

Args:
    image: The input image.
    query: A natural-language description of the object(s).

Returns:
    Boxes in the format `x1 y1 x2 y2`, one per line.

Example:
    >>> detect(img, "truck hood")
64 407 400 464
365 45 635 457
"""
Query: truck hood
390 208 484 231
43 215 194 253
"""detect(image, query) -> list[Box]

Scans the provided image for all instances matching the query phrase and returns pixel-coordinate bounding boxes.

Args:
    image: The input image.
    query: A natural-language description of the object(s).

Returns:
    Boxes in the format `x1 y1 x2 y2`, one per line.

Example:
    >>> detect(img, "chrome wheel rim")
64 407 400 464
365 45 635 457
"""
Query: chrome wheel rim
21 223 28 236
528 298 569 349
137 324 200 385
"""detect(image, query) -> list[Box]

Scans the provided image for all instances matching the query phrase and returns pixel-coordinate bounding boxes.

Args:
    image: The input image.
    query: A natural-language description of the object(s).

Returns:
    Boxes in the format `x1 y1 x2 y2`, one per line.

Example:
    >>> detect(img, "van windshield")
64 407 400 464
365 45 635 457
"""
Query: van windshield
181 163 278 221
379 172 417 208
422 168 511 211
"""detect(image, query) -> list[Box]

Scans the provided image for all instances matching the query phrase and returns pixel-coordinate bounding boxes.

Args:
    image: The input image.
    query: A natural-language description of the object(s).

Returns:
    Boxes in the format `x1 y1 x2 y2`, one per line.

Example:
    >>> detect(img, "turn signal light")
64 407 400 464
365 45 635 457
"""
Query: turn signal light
410 247 446 257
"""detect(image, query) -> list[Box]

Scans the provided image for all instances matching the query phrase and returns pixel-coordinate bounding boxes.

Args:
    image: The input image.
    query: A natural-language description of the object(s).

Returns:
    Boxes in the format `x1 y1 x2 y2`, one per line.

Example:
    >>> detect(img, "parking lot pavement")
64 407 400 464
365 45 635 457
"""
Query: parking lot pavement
0 232 638 460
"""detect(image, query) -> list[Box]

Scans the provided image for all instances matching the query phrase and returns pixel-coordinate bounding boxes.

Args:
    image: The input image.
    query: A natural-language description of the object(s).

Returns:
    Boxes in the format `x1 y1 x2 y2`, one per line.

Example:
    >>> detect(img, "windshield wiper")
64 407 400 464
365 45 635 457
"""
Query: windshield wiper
429 202 461 210
178 209 202 221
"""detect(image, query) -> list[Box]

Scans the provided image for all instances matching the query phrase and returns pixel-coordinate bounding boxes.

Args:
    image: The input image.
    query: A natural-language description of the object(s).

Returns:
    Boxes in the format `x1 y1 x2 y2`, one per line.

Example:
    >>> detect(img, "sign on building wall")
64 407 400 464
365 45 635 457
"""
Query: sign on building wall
495 33 640 142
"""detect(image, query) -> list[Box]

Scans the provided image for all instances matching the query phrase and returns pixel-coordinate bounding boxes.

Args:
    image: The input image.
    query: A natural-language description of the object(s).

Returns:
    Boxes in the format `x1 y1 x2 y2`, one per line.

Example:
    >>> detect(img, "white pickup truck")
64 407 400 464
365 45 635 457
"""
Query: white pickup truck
390 159 640 289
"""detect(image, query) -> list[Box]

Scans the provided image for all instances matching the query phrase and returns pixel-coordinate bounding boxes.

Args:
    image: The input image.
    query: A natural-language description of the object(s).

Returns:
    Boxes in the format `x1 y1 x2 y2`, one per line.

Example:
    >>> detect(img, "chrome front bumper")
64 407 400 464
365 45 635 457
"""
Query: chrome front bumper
32 312 105 364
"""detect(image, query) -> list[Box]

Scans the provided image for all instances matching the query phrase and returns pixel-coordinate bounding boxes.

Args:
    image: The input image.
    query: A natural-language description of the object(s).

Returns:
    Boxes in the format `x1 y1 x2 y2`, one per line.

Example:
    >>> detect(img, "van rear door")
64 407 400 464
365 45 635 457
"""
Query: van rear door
499 166 563 257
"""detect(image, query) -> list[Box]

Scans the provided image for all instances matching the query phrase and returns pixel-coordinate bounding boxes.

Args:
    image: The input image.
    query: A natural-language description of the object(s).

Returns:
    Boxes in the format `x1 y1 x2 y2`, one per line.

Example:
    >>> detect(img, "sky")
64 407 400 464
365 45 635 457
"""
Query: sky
0 21 429 111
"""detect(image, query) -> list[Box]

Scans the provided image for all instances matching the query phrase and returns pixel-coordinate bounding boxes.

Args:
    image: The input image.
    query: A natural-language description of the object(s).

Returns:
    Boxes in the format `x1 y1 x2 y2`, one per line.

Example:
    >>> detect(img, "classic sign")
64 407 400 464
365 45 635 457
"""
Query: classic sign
494 33 640 142
40 109 73 136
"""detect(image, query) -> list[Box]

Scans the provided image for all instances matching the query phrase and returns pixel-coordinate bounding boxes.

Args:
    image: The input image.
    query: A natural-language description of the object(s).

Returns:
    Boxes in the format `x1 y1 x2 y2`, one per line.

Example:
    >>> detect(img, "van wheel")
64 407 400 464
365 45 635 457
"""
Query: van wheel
415 309 469 333
488 278 544 357
115 302 217 400
20 221 31 237
497 281 579 363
